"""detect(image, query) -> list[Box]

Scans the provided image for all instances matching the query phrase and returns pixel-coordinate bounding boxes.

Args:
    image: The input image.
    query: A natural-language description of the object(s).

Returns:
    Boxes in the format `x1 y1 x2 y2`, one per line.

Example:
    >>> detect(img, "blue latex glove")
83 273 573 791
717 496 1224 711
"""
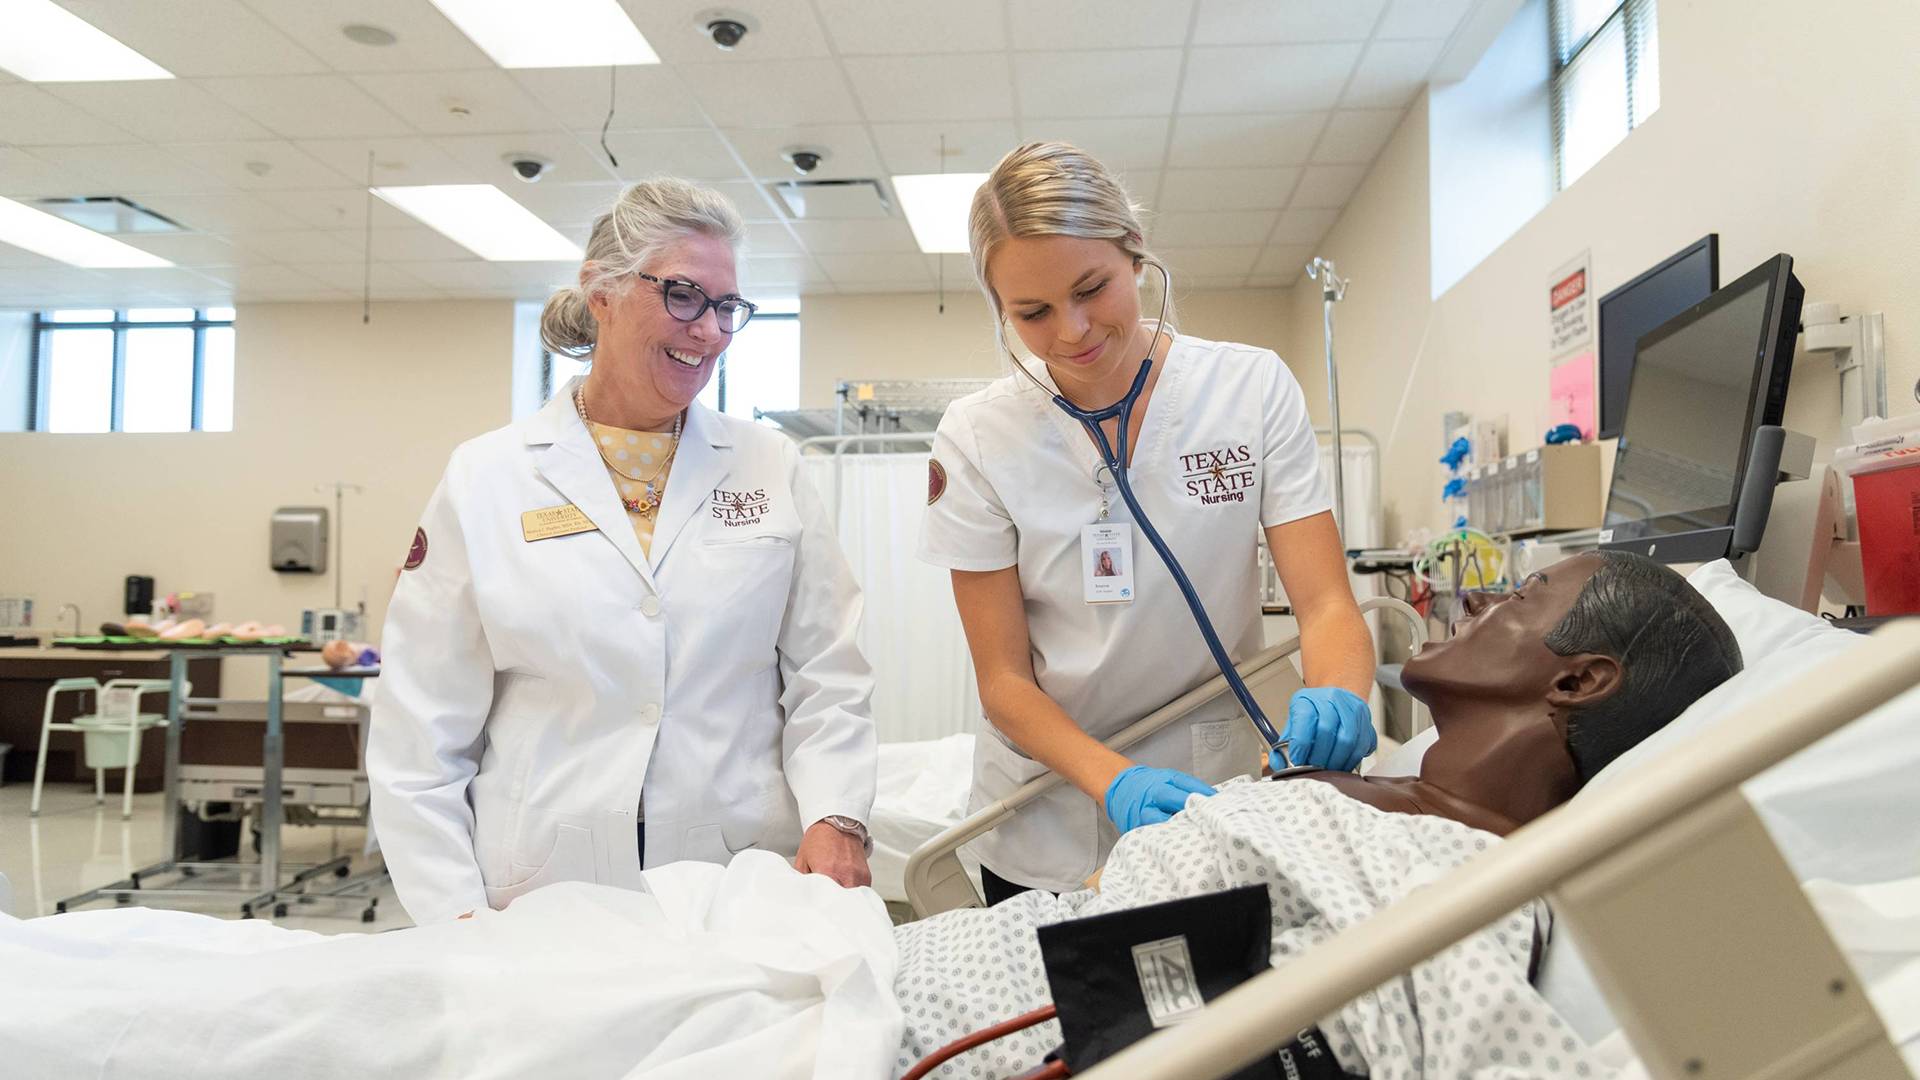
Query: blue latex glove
1274 687 1377 774
1103 765 1216 833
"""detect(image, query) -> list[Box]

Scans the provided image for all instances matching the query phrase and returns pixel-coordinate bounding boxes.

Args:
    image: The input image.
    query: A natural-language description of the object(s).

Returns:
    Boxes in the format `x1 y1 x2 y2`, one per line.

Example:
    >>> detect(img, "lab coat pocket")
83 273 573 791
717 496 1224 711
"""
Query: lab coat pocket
1190 716 1263 785
483 822 593 910
697 536 797 661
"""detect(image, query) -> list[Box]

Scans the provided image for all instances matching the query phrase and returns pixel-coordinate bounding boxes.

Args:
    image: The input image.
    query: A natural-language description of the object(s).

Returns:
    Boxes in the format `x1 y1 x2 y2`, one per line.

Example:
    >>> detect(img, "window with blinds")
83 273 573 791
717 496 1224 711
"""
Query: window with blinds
1551 0 1660 189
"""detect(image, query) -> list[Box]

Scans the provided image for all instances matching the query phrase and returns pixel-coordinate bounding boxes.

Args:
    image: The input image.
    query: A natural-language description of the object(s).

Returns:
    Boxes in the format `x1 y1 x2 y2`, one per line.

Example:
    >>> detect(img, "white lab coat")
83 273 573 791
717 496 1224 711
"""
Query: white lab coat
918 335 1330 891
369 379 877 924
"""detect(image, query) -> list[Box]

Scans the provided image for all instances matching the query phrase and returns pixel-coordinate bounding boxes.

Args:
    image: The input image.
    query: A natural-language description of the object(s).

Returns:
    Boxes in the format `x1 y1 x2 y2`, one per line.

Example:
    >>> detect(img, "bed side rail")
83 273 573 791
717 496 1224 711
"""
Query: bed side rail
1077 620 1920 1080
904 596 1428 918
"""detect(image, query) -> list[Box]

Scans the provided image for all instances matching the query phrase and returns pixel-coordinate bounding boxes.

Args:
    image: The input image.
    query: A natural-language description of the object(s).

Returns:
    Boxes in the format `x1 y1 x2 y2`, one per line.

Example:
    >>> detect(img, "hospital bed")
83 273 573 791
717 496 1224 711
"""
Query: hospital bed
905 564 1920 1079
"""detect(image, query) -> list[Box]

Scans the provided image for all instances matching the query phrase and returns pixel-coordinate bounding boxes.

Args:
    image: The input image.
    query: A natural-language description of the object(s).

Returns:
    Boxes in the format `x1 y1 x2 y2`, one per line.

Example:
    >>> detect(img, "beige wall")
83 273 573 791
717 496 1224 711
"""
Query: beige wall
797 286 1296 408
1286 0 1920 543
0 300 514 694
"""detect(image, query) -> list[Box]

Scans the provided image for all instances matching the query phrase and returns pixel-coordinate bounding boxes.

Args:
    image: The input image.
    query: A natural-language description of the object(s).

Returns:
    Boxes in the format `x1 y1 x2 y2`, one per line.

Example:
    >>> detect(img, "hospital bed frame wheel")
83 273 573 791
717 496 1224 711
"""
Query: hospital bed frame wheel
240 903 254 919
273 902 289 918
54 901 67 914
361 907 376 924
335 864 351 878
114 893 130 905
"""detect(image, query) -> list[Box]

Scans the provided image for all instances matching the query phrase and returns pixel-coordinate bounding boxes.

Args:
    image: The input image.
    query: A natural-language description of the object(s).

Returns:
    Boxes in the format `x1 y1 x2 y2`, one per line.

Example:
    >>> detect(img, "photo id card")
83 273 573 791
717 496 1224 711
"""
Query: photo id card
1082 522 1135 604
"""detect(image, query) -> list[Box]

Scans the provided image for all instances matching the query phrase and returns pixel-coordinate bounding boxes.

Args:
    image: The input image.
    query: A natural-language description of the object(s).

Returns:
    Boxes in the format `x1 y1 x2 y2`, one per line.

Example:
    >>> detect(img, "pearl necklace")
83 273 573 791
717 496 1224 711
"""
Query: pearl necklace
575 387 683 518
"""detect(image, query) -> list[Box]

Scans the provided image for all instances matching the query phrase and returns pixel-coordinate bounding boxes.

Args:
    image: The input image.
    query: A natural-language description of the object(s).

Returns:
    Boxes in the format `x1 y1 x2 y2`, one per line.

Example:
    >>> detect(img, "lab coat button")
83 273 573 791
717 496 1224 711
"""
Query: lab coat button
637 704 660 724
639 596 661 617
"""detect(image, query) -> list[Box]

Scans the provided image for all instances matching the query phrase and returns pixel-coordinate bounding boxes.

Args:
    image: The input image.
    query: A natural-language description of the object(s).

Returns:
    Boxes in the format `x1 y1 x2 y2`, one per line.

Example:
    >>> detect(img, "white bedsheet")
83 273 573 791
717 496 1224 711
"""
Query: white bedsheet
870 734 977 903
0 851 901 1080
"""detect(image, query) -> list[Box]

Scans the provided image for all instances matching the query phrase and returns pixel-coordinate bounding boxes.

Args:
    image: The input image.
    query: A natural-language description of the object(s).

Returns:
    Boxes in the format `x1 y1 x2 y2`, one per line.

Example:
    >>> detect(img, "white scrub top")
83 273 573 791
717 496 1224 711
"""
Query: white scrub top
369 378 877 924
918 334 1330 890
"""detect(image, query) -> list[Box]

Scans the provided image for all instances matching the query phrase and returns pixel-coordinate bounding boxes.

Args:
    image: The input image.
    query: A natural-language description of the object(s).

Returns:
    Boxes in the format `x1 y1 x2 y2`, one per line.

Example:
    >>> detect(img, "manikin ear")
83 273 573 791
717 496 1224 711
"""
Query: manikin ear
1544 653 1624 711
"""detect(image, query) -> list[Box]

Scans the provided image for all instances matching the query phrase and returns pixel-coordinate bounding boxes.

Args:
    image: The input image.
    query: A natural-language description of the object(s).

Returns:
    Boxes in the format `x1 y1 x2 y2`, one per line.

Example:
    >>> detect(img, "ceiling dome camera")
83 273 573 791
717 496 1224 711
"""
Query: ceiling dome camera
707 18 747 49
503 153 553 183
781 146 829 175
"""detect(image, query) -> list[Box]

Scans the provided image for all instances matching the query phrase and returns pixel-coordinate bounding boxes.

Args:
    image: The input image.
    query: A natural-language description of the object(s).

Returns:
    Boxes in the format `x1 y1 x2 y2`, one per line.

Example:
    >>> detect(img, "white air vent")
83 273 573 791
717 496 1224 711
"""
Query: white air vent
768 179 893 220
30 196 185 234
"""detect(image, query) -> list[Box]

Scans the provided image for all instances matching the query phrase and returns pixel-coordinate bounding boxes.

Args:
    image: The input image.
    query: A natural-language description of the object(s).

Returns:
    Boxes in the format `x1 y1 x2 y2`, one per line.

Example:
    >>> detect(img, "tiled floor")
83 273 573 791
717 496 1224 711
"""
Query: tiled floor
0 778 411 933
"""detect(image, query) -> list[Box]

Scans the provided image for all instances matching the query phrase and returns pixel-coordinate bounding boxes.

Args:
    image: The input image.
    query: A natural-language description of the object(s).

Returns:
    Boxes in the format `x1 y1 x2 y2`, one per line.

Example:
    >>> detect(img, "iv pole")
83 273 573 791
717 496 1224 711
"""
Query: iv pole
316 481 365 609
1305 257 1350 540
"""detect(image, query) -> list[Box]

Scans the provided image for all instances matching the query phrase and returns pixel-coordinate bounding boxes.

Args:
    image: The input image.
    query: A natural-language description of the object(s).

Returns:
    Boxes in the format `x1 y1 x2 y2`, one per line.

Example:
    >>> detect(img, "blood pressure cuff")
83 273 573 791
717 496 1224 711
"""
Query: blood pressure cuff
1035 884 1358 1077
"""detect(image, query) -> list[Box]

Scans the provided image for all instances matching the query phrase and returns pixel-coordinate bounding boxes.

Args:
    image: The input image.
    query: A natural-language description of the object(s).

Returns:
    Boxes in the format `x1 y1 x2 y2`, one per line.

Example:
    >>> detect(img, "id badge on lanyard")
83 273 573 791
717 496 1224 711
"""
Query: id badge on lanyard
1082 522 1135 603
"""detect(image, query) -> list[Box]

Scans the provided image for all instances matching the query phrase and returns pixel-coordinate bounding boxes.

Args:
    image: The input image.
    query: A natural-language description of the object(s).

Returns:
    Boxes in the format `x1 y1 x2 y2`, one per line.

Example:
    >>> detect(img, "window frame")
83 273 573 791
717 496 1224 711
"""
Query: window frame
29 308 235 432
538 309 801 416
1548 0 1659 191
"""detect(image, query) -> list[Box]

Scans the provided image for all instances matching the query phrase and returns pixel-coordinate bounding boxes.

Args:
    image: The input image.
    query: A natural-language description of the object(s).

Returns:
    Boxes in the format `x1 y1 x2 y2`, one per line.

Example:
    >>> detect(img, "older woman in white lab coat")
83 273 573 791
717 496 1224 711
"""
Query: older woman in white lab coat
369 180 877 925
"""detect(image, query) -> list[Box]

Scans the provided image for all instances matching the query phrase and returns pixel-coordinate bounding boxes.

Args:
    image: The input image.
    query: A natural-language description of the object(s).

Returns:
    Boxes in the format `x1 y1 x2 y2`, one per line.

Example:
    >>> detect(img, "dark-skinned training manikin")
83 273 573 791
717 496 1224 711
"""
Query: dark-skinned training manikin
1292 551 1743 836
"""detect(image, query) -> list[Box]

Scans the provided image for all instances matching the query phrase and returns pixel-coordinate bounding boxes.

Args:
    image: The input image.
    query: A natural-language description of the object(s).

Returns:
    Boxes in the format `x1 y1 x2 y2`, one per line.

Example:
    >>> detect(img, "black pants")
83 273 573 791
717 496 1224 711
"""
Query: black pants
980 865 1053 906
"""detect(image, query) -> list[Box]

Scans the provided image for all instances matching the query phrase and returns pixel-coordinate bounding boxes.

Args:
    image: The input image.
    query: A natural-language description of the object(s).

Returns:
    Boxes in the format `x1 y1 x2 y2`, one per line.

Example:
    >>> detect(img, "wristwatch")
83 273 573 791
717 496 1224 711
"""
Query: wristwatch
820 814 873 855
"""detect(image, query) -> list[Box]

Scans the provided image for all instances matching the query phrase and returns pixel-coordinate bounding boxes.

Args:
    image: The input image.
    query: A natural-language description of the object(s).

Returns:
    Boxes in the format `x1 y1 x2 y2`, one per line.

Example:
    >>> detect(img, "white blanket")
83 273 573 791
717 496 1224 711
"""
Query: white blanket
0 851 901 1080
892 779 1605 1078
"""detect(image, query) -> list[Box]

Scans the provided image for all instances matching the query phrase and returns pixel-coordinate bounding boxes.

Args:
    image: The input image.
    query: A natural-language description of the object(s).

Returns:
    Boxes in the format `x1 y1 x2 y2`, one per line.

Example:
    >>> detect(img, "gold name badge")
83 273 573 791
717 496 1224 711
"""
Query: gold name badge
522 504 597 542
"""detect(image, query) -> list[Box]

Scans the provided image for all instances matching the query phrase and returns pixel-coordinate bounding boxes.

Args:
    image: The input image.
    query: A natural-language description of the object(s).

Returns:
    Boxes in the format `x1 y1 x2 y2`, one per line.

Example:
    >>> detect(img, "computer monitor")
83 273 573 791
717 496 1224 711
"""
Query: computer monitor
1596 235 1719 440
1599 254 1805 564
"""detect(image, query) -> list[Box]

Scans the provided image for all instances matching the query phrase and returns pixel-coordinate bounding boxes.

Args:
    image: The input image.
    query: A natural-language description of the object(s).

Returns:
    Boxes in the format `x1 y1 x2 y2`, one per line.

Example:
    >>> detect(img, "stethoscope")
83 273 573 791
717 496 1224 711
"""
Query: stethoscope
1008 259 1286 757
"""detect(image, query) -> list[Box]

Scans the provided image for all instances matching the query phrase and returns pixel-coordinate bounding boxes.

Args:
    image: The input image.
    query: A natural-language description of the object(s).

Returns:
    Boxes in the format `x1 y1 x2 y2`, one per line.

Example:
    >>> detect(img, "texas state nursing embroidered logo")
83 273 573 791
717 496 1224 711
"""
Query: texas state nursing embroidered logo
403 527 428 570
711 488 771 527
1181 444 1256 504
927 459 947 505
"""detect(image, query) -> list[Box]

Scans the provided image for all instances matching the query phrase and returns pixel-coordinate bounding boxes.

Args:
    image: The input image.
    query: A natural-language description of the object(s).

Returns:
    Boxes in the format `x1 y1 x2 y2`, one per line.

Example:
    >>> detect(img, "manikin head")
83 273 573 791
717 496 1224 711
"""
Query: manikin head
1401 551 1743 785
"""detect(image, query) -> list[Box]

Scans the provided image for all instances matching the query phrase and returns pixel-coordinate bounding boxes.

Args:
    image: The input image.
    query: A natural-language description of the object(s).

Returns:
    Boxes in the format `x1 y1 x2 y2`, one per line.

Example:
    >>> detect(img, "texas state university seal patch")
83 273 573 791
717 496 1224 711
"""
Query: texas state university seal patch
403 527 428 570
928 459 948 505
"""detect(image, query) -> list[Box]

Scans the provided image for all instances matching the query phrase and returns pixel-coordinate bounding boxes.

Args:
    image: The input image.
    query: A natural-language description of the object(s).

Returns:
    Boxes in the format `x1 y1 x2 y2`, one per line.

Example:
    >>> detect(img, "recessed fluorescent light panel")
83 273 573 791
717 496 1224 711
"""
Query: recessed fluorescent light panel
372 185 582 262
0 196 173 268
892 174 988 254
0 0 173 81
428 0 659 67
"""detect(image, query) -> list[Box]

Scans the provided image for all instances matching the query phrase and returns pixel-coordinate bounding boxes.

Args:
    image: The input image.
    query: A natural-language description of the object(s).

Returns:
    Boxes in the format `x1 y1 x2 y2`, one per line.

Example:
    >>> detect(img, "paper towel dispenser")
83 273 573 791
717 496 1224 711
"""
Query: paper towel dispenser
271 507 329 573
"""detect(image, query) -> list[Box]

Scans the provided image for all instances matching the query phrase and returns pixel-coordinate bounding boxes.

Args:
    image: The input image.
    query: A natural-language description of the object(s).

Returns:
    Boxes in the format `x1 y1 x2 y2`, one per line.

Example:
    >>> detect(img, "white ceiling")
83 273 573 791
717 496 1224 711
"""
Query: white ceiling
0 0 1506 307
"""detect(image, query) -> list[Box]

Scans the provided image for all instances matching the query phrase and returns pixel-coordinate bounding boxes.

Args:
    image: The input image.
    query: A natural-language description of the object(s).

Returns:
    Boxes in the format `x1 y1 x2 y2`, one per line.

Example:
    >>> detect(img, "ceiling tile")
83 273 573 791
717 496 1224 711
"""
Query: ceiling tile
1159 168 1301 211
870 121 1020 174
229 230 366 263
724 125 881 181
247 188 412 232
706 180 786 221
787 219 918 254
813 0 1006 54
1156 247 1259 276
1008 0 1196 49
0 86 137 145
601 129 743 181
621 0 834 64
28 146 223 195
0 147 99 198
43 81 275 142
294 137 480 187
1150 211 1278 247
744 222 803 255
57 0 329 77
924 253 975 281
1341 39 1444 108
1190 0 1387 45
817 252 936 285
1288 164 1368 208
843 55 1016 123
1271 207 1341 244
201 75 414 138
1180 44 1362 113
178 141 359 190
242 0 496 71
738 256 826 287
1168 113 1327 168
193 264 336 297
678 59 862 126
434 131 619 186
284 261 440 293
1254 244 1317 275
355 227 483 262
352 70 558 135
508 66 702 131
1312 108 1405 164
1377 0 1475 39
129 192 301 232
1019 118 1170 170
1015 51 1183 119
507 182 626 227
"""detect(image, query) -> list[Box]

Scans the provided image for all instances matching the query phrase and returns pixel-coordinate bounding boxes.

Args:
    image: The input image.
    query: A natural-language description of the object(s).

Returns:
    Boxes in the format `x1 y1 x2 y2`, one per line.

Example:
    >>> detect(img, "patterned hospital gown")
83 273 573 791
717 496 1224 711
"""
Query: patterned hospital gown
891 779 1606 1079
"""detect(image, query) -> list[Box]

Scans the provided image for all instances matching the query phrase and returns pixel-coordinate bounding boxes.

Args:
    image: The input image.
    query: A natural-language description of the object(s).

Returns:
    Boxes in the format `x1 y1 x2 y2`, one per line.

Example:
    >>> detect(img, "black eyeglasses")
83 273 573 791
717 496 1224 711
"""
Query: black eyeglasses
636 271 757 333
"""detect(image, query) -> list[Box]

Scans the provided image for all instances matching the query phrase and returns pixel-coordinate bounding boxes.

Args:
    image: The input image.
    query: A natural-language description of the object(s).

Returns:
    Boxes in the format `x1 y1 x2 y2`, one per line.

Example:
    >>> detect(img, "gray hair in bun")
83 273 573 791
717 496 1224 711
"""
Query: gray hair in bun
539 178 747 358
